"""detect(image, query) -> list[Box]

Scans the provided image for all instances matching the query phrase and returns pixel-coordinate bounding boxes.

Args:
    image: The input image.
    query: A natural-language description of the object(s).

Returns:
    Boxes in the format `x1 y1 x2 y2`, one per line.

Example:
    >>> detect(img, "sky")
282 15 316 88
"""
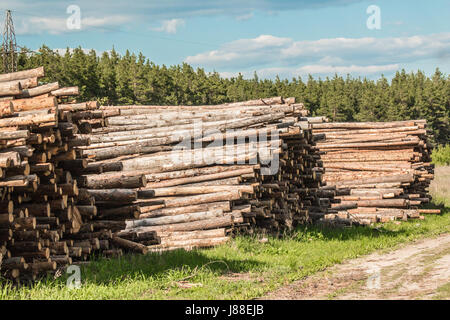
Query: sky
2 0 450 80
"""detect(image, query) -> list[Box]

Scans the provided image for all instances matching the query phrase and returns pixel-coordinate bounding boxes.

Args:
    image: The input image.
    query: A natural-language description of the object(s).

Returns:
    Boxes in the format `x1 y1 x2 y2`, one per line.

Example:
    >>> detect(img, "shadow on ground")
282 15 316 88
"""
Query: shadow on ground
41 248 268 287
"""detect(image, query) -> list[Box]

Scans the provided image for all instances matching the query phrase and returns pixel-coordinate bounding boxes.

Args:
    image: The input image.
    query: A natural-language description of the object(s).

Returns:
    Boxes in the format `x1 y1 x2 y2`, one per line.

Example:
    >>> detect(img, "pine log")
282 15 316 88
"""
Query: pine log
86 189 137 202
126 209 224 228
111 236 148 254
0 81 22 96
141 203 231 221
145 167 254 188
17 82 59 99
158 228 226 240
0 67 44 82
77 174 146 189
148 237 229 251
0 101 14 117
119 212 243 235
0 113 56 128
51 86 79 97
11 96 57 112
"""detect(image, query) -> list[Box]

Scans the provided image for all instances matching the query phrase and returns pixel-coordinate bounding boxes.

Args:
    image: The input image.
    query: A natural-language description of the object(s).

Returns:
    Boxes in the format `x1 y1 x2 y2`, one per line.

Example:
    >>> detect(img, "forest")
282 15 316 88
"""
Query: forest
8 45 450 145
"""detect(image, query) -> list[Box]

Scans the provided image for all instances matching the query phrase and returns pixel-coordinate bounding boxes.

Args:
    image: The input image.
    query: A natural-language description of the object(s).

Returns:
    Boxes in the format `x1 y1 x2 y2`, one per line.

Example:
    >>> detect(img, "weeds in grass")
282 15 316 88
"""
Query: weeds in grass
432 145 450 166
429 166 450 207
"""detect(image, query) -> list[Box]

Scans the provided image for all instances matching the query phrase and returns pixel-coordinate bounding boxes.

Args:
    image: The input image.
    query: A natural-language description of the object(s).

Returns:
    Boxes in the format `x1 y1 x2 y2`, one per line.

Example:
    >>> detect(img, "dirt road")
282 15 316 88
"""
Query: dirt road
263 233 450 300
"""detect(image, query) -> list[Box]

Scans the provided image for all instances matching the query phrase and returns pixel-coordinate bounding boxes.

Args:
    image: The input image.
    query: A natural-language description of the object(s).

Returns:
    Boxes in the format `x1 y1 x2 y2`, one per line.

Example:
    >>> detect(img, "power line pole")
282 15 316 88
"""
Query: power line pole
2 10 18 73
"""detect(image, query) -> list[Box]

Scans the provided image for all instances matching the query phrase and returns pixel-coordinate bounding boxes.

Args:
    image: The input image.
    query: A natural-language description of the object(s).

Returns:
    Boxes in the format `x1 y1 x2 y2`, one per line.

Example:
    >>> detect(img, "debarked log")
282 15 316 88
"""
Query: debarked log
126 209 224 228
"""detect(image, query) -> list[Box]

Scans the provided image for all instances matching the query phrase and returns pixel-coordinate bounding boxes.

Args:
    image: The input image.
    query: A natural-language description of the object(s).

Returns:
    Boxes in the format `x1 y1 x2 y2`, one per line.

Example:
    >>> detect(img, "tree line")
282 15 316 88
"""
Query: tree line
7 45 450 145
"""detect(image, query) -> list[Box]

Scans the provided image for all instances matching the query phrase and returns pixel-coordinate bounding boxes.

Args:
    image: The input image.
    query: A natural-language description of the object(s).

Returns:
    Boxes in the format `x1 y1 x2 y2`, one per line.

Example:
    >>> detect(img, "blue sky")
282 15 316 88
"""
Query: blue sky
3 0 450 79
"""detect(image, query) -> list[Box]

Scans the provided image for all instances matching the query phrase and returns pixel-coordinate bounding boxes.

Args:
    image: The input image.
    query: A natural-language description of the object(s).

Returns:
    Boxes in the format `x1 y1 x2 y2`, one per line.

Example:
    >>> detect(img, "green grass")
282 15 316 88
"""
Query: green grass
430 166 450 207
1 167 449 300
432 145 450 166
1 210 449 300
432 282 450 300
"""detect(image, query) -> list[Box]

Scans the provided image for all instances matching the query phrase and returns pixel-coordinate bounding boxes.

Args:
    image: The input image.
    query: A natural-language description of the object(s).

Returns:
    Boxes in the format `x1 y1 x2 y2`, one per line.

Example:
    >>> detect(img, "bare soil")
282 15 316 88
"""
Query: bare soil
262 233 450 300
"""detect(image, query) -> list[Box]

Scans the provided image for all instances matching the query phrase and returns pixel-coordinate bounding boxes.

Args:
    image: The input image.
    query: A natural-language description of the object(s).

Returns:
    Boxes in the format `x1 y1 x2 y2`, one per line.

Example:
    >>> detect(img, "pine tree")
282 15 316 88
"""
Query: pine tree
8 45 449 145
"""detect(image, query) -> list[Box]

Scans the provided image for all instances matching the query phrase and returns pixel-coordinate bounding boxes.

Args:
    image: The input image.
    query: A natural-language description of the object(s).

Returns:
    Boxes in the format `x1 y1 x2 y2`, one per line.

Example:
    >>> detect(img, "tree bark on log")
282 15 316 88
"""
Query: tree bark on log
145 185 255 197
85 189 137 202
0 81 22 96
334 174 415 186
126 209 224 228
0 67 44 82
17 82 59 99
0 101 14 117
145 167 254 188
111 236 148 254
118 213 243 235
148 237 229 251
0 113 56 128
139 201 230 218
51 86 79 97
11 97 57 112
157 228 227 240
77 174 146 189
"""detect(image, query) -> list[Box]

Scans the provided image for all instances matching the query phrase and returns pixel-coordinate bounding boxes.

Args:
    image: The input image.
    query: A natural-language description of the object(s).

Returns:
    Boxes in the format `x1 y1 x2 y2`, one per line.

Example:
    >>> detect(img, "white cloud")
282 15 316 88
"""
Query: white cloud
185 33 450 78
83 15 131 28
16 17 66 35
219 71 242 78
296 64 399 75
281 34 450 64
152 19 186 34
190 50 240 64
16 15 132 35
186 34 292 68
317 56 346 65
219 64 399 79
235 12 254 21
53 48 109 56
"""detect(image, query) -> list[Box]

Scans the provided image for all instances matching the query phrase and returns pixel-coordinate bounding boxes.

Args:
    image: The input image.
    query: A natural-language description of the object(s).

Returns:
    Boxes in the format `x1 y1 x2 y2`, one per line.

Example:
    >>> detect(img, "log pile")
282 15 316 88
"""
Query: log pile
1 67 439 282
0 67 117 281
310 119 440 225
72 97 333 252
0 67 332 278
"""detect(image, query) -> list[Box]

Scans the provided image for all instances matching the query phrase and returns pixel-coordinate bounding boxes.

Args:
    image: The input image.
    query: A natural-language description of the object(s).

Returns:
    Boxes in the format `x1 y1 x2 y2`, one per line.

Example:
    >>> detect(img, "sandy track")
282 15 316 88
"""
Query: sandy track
262 234 450 300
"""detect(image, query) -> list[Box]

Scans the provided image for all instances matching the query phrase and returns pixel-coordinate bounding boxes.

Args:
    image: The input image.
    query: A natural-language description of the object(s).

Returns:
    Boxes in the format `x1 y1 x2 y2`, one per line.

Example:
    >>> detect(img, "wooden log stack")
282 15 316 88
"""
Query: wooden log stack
1 68 332 278
310 119 440 225
0 67 119 281
70 97 333 252
3 67 437 281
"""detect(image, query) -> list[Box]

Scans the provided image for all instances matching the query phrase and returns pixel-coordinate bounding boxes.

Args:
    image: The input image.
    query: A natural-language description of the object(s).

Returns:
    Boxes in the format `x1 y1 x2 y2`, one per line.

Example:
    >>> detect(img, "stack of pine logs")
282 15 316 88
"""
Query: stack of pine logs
0 67 121 281
1 67 440 283
1 67 440 282
0 67 333 277
310 119 440 225
71 97 334 252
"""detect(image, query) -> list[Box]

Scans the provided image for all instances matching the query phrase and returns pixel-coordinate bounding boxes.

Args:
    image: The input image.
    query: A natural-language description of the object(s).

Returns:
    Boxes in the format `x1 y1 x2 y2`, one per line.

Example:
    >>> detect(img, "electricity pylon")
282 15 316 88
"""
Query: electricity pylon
2 10 18 73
